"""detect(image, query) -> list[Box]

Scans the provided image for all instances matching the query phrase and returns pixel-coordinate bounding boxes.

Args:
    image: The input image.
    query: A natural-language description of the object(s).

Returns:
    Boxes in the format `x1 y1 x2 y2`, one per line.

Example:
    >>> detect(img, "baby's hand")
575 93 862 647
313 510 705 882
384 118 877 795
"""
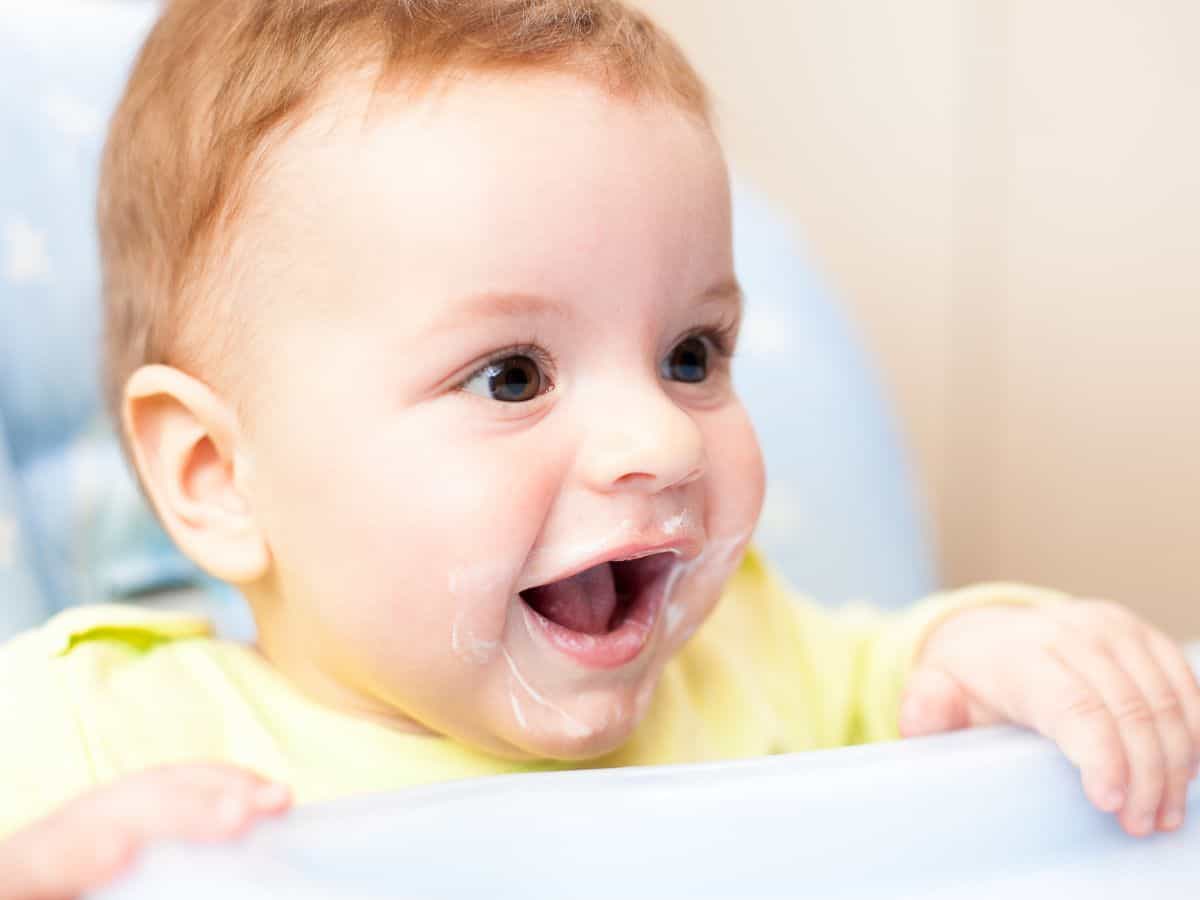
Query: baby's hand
0 763 290 900
900 601 1200 836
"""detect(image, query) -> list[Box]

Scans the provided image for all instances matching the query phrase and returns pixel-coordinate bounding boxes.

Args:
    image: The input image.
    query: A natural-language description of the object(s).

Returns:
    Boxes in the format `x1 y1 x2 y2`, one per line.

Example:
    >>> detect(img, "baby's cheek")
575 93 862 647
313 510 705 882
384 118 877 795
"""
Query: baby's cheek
704 404 766 529
444 557 518 666
659 553 734 654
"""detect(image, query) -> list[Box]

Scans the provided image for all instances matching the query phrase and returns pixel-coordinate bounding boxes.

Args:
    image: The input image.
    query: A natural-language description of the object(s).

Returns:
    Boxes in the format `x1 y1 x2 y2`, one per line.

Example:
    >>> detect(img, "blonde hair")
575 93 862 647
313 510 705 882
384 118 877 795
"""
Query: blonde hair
98 0 711 452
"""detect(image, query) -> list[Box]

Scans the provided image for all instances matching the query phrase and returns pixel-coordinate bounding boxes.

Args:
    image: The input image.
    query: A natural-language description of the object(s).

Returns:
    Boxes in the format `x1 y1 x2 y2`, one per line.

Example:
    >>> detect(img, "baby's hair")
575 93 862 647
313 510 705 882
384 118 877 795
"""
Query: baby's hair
98 0 710 464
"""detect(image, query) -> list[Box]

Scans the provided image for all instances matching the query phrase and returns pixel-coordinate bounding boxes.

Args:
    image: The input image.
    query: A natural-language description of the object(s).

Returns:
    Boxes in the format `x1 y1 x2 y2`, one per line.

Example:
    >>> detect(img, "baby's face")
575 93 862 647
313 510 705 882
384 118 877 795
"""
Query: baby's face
233 71 764 759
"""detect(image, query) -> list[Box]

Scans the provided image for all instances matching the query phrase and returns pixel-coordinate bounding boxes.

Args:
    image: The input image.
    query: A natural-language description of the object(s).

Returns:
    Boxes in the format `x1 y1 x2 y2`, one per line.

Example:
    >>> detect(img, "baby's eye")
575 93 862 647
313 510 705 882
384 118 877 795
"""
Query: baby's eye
661 336 710 383
461 355 548 402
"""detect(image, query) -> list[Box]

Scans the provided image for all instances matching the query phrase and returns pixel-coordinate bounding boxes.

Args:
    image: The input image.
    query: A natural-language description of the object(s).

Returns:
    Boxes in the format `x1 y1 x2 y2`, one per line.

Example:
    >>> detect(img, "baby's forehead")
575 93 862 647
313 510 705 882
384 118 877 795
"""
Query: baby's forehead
263 68 713 185
224 70 731 326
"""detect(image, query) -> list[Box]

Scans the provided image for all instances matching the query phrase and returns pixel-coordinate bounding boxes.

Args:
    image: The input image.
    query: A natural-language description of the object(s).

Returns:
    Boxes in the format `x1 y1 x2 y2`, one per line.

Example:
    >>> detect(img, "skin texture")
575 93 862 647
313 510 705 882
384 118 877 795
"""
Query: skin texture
127 71 767 761
4 68 1197 900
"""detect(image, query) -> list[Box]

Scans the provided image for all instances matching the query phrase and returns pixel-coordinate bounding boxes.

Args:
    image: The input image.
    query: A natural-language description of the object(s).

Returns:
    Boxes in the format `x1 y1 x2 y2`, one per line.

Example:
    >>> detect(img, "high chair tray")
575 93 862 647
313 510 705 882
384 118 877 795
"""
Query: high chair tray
94 646 1200 899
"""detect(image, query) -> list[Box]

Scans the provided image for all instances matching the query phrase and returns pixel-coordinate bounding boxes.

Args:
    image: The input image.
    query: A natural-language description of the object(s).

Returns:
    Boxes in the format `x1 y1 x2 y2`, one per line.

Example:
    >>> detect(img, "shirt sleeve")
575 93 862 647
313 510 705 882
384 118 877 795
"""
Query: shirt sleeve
0 621 97 839
0 604 211 839
717 548 1071 751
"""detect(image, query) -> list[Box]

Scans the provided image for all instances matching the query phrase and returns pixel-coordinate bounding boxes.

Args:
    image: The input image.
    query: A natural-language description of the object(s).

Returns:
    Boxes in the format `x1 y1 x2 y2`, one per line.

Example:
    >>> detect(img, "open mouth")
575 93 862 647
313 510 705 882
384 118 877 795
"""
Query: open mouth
519 553 678 668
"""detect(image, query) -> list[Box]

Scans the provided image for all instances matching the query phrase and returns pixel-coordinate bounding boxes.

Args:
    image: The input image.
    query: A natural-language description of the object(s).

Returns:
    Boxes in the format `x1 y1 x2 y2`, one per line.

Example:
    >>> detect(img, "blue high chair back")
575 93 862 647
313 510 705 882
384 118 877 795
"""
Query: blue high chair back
0 1 935 642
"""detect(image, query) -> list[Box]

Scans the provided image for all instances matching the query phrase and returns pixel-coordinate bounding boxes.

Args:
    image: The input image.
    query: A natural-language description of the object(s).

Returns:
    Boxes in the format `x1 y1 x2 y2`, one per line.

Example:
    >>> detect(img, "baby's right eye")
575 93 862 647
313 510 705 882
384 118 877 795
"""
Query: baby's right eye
461 354 550 403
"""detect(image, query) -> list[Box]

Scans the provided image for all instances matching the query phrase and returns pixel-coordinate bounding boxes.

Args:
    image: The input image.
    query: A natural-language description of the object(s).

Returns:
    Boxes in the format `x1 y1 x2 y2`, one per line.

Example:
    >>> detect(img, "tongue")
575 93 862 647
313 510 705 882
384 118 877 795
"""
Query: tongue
522 562 619 635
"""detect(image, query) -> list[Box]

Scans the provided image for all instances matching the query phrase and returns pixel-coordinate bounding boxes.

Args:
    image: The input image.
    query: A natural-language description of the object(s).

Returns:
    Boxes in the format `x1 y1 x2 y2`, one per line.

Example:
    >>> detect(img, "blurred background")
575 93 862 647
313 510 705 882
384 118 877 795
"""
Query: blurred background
634 0 1200 638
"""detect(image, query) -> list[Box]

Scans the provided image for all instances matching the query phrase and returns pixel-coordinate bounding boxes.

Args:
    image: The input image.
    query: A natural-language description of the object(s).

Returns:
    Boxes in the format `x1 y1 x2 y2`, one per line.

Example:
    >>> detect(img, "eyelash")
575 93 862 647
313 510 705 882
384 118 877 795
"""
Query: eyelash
457 342 558 391
677 314 740 362
454 316 740 395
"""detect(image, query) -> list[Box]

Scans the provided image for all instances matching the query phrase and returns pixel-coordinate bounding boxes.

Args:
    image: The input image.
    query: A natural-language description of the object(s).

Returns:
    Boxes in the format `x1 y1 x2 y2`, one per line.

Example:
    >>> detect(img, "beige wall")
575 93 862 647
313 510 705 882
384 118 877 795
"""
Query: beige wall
634 0 1200 639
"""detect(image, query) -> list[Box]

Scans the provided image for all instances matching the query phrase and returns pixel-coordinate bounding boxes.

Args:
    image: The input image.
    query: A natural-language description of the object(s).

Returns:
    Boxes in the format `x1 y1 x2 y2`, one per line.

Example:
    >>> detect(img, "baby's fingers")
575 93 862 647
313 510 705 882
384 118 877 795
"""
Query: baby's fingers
1028 653 1130 815
85 763 291 844
1052 639 1174 836
1144 628 1200 772
1107 633 1195 832
0 764 290 900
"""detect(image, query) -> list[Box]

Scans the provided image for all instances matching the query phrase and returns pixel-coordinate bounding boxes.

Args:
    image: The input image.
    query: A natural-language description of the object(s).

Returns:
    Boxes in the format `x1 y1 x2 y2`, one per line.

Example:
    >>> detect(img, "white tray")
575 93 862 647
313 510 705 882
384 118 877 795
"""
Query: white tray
95 647 1200 899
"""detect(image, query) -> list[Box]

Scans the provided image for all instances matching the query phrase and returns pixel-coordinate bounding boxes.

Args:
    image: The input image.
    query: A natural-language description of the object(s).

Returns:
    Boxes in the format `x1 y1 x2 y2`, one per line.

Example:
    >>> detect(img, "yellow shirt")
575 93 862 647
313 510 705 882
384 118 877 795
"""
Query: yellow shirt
0 549 1064 838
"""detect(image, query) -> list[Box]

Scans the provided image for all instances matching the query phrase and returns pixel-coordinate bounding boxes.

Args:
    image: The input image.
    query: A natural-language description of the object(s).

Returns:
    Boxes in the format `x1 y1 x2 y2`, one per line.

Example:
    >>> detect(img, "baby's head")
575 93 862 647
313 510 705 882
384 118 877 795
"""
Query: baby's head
99 0 765 761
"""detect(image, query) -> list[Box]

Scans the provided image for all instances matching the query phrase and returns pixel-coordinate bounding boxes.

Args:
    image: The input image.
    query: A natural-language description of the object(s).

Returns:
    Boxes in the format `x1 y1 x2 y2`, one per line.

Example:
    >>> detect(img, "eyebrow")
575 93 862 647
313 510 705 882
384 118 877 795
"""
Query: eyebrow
428 292 569 336
431 278 744 334
699 278 744 311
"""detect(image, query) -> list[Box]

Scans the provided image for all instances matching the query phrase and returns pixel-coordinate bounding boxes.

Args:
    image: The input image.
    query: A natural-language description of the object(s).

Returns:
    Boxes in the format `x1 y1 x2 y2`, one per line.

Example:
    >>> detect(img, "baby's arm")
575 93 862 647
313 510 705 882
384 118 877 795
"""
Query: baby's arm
0 763 289 900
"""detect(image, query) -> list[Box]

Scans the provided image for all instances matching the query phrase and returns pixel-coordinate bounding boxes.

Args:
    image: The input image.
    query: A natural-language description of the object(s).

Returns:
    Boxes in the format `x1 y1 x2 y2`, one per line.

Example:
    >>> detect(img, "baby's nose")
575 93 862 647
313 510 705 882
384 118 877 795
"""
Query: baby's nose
578 384 705 495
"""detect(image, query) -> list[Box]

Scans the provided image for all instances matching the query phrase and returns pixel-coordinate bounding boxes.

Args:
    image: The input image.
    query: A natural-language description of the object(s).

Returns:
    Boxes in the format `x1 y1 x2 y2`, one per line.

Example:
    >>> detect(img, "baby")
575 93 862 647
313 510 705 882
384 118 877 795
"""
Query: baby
1 0 1198 895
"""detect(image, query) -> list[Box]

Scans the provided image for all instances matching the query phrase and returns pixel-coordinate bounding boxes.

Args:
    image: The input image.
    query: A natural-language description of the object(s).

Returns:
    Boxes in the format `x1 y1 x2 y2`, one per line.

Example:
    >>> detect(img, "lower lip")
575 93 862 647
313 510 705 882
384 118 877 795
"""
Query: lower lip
519 566 671 670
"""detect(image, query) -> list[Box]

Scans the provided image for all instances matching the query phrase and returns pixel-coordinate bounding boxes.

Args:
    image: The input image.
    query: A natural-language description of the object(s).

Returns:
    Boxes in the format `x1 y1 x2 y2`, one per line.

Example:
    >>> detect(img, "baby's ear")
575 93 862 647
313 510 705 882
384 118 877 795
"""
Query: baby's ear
122 365 270 584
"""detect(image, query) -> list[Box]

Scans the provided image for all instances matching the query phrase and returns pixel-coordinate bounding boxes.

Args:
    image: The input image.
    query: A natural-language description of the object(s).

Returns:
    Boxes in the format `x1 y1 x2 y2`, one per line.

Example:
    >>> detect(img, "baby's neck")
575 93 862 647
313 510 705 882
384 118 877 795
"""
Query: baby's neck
248 601 437 739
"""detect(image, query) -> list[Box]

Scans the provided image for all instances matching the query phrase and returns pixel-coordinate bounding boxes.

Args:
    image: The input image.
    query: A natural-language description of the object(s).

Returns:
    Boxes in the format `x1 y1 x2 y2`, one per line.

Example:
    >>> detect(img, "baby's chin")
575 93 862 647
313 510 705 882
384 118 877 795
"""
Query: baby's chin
488 677 657 762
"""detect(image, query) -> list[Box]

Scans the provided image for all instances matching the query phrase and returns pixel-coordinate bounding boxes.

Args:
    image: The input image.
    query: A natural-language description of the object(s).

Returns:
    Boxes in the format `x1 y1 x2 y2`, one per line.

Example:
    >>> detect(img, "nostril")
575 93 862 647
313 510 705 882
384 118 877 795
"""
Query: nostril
586 404 706 493
612 465 702 492
613 471 656 487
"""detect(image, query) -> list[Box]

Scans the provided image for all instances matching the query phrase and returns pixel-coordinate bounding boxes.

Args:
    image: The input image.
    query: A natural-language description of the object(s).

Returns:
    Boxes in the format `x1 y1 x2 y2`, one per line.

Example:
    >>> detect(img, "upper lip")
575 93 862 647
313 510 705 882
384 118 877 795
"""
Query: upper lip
520 534 703 593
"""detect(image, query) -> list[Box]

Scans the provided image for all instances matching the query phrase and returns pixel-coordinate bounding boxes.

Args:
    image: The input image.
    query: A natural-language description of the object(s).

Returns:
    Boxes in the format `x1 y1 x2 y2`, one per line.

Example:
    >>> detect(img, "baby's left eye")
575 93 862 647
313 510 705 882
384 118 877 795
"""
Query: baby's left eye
661 336 710 383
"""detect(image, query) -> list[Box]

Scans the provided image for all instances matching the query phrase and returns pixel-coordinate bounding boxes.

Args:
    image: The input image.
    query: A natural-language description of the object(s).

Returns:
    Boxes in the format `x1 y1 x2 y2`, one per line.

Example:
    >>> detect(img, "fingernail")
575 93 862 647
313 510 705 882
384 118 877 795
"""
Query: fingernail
253 782 290 810
1161 809 1183 831
1136 814 1155 836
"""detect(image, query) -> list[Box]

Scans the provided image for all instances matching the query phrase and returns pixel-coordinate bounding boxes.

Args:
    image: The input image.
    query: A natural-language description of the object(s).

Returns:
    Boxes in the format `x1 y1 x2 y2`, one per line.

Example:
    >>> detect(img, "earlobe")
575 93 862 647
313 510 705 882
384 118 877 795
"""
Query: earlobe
123 364 271 584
